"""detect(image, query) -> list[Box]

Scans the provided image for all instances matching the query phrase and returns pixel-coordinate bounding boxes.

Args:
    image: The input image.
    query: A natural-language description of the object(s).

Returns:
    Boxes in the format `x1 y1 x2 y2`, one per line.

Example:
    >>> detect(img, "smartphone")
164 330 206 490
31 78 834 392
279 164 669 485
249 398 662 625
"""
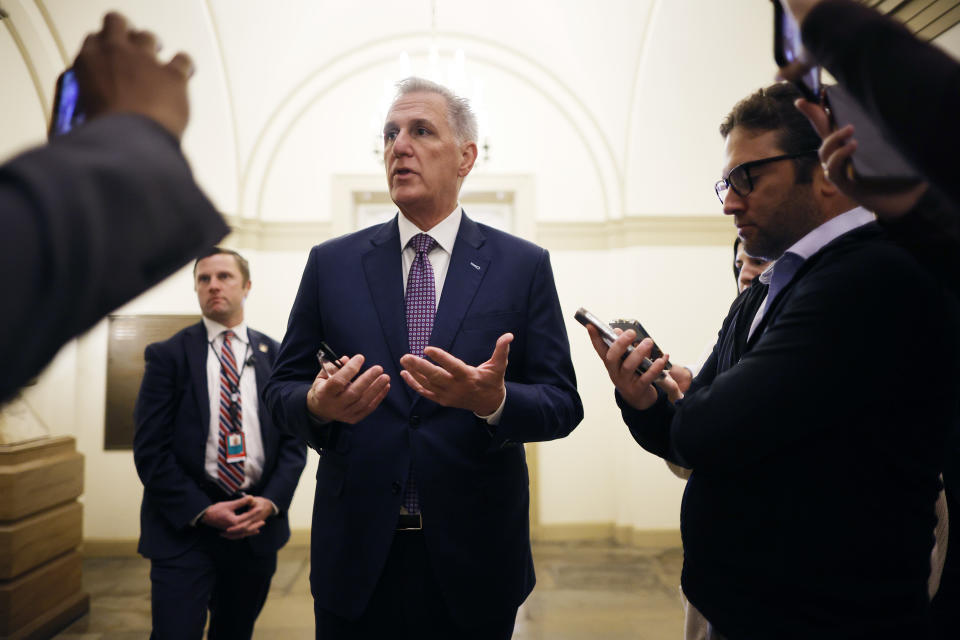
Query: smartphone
316 341 344 370
772 1 919 182
609 319 672 370
821 84 920 182
574 308 666 381
772 0 820 102
48 69 86 138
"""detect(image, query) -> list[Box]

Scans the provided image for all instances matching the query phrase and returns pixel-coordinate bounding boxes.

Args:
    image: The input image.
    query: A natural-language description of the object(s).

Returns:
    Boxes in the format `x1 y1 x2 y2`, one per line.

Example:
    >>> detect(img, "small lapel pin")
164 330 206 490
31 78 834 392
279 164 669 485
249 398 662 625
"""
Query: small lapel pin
258 343 269 353
469 262 482 271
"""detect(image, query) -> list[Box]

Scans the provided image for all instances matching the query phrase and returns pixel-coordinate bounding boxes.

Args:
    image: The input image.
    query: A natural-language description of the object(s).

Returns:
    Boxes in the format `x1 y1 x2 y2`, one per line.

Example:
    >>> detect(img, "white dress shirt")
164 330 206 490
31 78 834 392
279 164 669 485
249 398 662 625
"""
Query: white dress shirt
748 206 875 338
397 205 461 298
202 317 266 489
397 206 506 423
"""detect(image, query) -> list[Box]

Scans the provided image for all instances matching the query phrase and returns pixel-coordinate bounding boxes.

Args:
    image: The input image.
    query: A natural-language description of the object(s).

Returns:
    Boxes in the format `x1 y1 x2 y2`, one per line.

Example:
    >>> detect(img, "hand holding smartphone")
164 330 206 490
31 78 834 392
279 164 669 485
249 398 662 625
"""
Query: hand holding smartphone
771 0 919 183
48 69 86 138
316 341 345 375
609 318 672 370
574 308 667 381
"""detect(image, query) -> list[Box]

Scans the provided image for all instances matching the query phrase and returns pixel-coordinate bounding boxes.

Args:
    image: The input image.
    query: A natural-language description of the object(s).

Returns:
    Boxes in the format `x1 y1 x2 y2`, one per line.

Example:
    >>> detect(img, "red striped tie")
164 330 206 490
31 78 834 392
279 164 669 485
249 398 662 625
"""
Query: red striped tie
216 330 244 494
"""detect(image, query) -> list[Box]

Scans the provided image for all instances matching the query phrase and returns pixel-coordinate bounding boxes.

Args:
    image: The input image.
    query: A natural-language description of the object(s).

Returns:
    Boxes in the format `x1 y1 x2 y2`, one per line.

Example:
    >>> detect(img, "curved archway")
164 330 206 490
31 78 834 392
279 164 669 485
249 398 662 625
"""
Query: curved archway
240 31 622 223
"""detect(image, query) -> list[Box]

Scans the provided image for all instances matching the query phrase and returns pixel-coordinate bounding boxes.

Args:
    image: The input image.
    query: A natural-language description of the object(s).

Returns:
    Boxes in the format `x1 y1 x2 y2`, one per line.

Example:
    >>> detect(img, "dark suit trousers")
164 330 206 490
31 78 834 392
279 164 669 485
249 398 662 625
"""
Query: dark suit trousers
314 529 516 640
149 528 277 640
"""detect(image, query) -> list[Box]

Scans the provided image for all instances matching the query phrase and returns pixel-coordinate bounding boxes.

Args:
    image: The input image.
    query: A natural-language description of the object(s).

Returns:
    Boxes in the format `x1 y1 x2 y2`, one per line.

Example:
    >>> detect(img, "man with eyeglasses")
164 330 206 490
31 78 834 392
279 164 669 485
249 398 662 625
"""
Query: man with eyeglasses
133 247 306 639
585 82 959 638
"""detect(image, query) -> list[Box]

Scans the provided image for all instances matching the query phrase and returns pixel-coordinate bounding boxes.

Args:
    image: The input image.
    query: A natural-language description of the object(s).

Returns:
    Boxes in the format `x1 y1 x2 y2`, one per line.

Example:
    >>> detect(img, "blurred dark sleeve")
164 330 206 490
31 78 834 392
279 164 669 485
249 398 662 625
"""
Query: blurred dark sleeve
880 186 960 298
0 114 228 401
801 0 960 210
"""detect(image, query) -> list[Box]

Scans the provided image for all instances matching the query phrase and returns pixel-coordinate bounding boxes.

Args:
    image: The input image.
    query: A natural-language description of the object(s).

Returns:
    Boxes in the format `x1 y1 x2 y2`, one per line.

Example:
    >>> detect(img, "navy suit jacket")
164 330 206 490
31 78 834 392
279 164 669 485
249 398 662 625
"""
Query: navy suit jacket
134 322 306 559
265 213 583 624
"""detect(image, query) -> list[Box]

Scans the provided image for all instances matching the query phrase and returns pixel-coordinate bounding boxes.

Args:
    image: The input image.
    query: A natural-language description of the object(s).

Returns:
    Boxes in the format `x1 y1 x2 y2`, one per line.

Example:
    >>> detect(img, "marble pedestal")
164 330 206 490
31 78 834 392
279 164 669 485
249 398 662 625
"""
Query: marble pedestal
0 437 89 640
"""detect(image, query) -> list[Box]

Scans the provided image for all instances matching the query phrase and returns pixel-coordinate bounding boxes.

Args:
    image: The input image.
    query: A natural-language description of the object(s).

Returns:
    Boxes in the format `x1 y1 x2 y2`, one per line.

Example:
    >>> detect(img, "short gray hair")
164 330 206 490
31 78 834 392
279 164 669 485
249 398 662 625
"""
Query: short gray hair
394 76 478 144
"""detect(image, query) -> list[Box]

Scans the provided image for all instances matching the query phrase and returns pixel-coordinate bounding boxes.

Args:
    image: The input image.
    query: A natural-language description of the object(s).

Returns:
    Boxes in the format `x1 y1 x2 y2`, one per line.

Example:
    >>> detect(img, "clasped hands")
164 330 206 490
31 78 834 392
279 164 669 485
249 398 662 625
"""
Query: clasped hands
306 333 513 424
201 495 275 540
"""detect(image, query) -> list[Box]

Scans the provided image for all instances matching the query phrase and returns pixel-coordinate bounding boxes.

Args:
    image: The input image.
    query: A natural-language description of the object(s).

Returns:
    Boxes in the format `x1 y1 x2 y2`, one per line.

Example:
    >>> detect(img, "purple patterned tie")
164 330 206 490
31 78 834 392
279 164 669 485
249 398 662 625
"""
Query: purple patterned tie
403 233 437 514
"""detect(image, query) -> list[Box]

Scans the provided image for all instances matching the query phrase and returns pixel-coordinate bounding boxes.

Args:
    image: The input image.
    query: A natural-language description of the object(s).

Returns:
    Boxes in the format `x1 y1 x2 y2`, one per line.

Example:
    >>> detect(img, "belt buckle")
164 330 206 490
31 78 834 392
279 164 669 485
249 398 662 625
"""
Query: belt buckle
397 513 422 531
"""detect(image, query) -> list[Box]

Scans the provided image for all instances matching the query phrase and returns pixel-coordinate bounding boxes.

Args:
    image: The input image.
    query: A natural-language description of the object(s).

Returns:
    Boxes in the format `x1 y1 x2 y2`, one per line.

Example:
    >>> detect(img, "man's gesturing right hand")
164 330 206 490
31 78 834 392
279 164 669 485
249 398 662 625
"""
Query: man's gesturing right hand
306 354 390 423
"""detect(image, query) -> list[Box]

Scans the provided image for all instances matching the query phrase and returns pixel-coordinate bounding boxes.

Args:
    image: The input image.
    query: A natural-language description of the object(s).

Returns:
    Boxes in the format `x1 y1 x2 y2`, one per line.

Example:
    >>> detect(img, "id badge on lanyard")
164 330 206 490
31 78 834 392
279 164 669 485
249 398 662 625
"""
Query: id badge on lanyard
226 432 246 462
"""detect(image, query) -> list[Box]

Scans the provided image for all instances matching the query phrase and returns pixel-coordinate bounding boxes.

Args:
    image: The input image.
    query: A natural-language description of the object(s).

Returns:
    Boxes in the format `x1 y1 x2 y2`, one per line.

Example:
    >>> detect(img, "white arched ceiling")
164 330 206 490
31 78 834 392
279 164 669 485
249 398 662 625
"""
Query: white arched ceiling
624 0 778 217
210 0 655 223
5 0 958 229
244 33 617 226
0 21 47 158
1 1 63 101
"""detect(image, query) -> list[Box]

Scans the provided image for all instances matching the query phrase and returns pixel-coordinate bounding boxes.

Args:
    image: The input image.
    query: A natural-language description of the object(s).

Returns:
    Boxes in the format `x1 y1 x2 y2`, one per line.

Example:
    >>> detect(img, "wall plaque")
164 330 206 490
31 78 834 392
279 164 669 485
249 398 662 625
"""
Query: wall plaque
104 315 198 450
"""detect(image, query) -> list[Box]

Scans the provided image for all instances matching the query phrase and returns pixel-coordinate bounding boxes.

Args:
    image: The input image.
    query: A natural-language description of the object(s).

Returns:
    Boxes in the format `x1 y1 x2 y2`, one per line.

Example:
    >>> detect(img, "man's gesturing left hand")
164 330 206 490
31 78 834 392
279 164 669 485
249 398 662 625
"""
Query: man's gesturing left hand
400 333 513 416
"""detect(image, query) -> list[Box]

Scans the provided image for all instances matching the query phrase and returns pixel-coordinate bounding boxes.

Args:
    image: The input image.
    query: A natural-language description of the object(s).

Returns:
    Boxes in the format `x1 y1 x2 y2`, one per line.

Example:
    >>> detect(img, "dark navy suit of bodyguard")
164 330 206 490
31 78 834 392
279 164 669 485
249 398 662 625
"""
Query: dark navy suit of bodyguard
134 323 306 636
265 212 583 627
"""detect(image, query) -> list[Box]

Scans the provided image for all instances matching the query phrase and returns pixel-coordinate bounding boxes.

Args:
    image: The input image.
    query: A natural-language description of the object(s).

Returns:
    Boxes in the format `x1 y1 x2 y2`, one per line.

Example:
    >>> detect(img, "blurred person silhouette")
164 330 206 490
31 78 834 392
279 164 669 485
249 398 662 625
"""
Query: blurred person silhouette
777 0 959 296
777 6 960 635
733 236 771 293
778 0 960 214
0 11 227 402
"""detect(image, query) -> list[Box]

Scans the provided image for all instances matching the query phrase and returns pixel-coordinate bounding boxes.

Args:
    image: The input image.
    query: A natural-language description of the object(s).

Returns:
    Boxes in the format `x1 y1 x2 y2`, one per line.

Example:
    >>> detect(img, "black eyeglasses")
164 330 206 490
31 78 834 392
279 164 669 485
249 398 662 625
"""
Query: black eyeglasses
714 151 818 203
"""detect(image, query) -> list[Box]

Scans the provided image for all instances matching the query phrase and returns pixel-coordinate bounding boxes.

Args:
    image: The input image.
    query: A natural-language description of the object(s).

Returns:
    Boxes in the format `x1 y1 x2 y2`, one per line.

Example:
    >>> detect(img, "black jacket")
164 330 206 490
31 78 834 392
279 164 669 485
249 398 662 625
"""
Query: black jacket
620 224 959 638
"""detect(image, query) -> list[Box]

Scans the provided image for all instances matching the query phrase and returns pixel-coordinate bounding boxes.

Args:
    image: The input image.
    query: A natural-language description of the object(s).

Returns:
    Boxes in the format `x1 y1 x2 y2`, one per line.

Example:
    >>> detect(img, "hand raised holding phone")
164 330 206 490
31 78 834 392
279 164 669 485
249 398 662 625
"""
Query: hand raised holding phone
61 12 194 139
772 0 920 186
793 99 928 219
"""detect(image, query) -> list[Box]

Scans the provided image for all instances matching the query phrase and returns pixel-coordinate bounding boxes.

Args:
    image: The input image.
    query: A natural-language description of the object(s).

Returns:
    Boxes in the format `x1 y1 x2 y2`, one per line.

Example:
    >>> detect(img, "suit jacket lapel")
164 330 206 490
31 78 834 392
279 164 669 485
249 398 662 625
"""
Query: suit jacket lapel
733 283 768 360
361 217 411 404
247 329 272 400
430 214 488 356
184 322 211 435
248 328 275 460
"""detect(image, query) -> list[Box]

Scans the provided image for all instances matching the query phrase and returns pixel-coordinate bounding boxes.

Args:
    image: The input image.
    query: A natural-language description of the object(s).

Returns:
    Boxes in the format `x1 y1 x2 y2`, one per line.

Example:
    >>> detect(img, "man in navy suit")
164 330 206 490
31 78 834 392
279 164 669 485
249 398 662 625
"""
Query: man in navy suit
1 12 228 402
265 77 583 639
134 248 306 639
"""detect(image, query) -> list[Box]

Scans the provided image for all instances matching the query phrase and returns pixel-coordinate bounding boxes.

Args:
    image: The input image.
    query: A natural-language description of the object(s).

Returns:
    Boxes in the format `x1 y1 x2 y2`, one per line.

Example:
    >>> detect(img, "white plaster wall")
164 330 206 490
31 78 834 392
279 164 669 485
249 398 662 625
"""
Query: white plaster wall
623 0 777 216
539 244 734 530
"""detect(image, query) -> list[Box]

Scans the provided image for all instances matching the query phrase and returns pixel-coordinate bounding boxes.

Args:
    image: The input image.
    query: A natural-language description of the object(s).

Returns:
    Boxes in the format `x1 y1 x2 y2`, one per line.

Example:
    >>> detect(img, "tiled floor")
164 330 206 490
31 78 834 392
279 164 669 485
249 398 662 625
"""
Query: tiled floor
54 540 685 639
